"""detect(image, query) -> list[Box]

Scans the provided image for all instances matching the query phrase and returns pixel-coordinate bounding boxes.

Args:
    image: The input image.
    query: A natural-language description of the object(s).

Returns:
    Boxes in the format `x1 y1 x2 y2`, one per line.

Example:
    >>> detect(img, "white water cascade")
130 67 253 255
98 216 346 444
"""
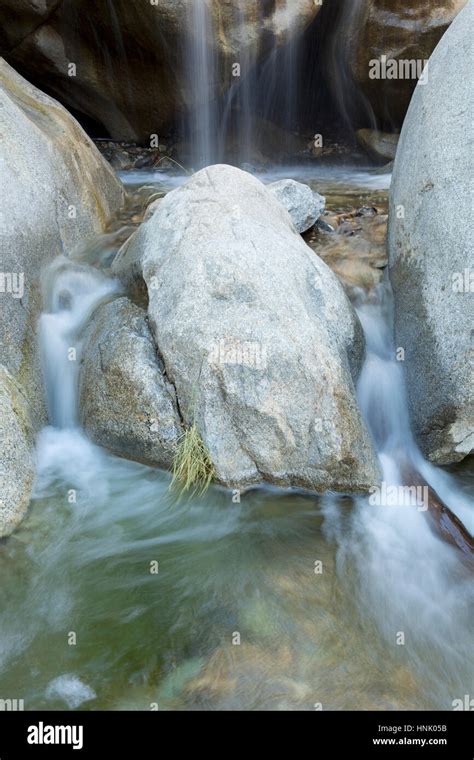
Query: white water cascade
28 260 473 711
320 278 473 703
0 182 467 711
39 258 119 429
326 0 378 131
354 278 473 538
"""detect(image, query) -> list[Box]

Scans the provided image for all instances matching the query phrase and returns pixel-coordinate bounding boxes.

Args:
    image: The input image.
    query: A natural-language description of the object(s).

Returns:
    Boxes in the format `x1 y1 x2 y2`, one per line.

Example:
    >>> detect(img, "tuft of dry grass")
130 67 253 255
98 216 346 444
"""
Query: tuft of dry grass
171 422 215 497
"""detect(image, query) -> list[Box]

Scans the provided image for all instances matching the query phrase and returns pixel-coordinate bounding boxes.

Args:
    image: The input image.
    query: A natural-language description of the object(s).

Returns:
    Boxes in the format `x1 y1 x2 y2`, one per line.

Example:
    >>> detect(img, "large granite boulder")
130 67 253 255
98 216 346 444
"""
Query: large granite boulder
113 165 380 492
0 59 124 534
388 1 474 464
0 58 124 426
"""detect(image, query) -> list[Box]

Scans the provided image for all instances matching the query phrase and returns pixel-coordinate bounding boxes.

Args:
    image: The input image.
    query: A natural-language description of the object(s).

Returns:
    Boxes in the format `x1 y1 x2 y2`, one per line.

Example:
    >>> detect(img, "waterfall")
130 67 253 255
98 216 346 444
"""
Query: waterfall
184 0 307 168
356 280 414 460
185 0 218 168
217 0 255 166
39 258 119 429
18 179 472 711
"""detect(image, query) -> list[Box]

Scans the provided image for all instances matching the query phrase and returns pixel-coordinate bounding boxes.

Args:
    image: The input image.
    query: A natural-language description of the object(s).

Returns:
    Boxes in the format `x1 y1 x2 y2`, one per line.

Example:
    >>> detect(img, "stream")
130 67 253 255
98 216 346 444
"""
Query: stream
0 165 472 712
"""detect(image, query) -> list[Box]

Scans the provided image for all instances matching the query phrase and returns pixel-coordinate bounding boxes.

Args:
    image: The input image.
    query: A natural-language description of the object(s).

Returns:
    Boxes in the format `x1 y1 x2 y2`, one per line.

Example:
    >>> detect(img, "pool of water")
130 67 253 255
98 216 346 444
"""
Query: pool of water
0 426 471 711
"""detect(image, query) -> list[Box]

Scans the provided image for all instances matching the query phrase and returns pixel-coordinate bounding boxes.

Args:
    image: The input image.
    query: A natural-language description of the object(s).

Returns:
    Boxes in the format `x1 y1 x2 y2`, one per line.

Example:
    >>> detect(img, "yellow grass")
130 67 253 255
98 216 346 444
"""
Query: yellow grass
171 422 215 497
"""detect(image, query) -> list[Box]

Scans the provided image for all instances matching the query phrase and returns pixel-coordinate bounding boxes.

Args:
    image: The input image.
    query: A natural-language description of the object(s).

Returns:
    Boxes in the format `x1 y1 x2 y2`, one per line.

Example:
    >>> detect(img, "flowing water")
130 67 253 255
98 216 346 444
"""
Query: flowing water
0 164 471 711
326 0 378 132
39 260 120 429
183 0 309 168
181 0 384 169
184 0 218 168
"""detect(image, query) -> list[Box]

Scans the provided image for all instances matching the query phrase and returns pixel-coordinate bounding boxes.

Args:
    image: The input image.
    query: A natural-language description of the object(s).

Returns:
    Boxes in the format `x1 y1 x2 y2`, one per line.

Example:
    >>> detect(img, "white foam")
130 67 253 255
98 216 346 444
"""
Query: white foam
45 674 96 708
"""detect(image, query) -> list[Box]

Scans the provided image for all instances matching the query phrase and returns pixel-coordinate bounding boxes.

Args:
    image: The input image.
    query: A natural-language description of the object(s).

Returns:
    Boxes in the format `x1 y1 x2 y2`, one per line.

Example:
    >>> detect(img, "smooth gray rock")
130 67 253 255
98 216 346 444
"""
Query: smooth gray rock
118 164 379 492
80 297 182 468
0 59 124 429
0 366 35 537
0 59 124 535
388 1 474 464
268 179 325 233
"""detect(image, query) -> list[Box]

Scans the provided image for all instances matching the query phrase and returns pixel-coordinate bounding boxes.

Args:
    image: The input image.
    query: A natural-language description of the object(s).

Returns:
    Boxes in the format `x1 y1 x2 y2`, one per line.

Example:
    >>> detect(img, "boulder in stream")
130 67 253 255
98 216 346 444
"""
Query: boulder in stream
113 165 380 492
80 297 182 469
268 179 325 234
388 1 474 464
0 59 124 534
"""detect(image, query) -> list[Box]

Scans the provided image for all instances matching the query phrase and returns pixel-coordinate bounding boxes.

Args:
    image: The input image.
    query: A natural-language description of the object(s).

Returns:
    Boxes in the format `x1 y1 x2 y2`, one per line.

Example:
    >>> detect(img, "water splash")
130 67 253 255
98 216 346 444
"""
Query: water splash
0 172 469 711
354 278 472 535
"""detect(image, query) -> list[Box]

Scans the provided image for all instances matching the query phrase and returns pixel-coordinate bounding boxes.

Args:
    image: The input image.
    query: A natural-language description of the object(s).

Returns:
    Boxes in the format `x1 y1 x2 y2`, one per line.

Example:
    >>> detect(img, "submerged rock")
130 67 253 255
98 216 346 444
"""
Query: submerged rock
115 165 379 492
312 213 388 294
80 297 182 468
388 2 474 464
268 179 325 234
0 366 35 537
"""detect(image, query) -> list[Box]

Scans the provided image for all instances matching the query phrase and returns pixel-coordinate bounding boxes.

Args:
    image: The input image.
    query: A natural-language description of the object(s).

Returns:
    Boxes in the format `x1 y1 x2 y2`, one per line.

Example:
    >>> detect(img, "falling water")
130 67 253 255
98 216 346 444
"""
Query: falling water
356 280 414 460
326 0 378 131
354 277 473 536
216 0 255 165
0 171 470 710
257 14 302 142
185 0 218 168
185 0 308 167
38 258 119 429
